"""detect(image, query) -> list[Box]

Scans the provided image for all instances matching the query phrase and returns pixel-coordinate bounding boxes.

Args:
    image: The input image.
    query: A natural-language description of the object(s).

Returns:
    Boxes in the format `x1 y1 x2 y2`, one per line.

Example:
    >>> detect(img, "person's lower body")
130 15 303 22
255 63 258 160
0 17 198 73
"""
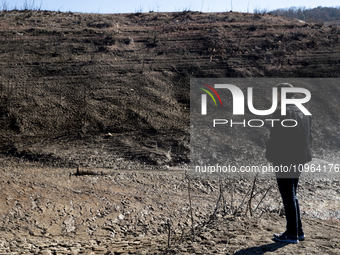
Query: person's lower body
273 166 304 243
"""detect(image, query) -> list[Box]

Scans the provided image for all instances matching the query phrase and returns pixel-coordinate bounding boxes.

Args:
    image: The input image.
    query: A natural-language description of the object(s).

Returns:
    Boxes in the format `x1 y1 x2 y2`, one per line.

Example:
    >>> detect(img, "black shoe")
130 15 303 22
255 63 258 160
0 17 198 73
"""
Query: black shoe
298 234 305 241
273 232 299 244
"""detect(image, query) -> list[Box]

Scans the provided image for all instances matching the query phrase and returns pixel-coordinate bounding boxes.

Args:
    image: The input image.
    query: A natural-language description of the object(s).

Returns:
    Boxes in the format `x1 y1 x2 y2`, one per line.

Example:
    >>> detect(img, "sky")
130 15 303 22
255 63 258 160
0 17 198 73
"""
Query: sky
4 0 340 14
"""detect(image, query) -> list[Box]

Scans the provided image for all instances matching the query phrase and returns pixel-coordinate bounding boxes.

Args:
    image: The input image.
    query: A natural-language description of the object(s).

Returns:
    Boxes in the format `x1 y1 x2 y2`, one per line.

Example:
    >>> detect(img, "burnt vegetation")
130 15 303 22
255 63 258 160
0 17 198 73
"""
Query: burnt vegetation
0 8 339 167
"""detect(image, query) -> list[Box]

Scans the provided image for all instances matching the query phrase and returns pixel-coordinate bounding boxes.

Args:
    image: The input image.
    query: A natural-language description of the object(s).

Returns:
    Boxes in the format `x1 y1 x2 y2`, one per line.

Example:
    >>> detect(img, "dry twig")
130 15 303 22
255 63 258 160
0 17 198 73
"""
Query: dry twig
186 172 195 241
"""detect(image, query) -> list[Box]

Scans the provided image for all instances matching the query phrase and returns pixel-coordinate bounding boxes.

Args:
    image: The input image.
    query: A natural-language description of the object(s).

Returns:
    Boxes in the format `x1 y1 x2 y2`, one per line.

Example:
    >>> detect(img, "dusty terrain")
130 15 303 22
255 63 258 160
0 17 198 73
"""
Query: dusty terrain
0 161 340 254
0 9 340 254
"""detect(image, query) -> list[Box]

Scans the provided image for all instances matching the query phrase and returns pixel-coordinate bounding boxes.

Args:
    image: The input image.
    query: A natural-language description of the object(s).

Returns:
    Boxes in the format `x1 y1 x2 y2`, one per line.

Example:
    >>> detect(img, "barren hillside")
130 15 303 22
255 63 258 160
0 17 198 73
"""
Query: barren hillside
0 10 340 167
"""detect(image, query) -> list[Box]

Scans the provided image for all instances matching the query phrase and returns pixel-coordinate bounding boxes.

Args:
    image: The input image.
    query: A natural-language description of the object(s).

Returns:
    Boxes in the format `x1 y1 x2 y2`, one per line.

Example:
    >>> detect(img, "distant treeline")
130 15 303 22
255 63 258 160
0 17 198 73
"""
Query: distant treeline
268 6 340 22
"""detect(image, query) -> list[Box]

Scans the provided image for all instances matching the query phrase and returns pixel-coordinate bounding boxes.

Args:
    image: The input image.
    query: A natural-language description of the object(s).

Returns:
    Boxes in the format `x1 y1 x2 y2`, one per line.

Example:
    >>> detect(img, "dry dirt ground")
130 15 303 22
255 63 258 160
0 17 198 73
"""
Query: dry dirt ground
0 9 340 255
0 160 340 254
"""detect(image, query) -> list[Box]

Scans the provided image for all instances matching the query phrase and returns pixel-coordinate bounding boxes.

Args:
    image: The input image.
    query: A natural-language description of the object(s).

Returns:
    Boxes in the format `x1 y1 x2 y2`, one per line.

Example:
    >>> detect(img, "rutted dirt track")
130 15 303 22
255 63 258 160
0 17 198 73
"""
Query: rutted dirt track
0 9 340 254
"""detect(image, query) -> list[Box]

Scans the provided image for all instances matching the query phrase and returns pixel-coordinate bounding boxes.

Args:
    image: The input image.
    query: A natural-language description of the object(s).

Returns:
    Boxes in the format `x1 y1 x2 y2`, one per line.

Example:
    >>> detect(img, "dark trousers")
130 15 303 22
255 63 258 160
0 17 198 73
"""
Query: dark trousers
276 177 303 237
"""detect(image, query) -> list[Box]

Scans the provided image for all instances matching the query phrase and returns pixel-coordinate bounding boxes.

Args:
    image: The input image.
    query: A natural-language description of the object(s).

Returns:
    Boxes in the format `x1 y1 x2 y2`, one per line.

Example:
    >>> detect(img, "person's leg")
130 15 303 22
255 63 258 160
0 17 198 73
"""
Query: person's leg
293 178 304 238
276 177 298 237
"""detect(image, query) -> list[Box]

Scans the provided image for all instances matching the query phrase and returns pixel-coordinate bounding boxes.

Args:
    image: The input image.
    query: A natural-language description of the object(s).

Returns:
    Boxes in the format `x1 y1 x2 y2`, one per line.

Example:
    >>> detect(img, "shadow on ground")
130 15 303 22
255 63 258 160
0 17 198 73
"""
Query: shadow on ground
233 241 288 255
